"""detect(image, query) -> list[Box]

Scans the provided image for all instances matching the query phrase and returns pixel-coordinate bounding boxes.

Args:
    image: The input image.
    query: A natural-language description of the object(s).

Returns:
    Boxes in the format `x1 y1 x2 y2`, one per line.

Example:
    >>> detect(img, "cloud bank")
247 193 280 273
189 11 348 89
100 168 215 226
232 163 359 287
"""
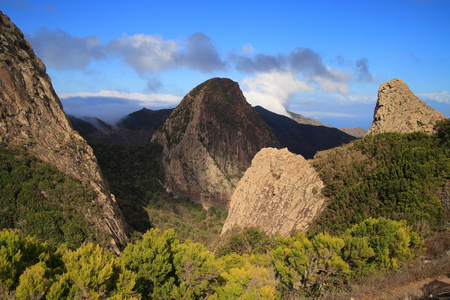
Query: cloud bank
242 71 314 116
59 91 181 124
27 28 378 120
26 28 105 70
418 90 450 103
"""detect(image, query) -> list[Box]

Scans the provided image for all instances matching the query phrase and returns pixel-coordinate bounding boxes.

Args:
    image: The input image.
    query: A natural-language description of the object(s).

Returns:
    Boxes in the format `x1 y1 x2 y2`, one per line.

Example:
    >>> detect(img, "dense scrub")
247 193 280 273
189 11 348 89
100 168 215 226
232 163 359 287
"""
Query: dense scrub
0 143 107 249
311 120 449 236
91 143 227 245
0 218 423 299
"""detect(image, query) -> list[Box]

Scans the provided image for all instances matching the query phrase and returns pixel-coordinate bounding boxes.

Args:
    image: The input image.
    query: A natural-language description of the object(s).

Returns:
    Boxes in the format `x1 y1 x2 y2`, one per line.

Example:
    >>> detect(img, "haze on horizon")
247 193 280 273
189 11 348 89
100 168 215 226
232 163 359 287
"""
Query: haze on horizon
2 0 449 129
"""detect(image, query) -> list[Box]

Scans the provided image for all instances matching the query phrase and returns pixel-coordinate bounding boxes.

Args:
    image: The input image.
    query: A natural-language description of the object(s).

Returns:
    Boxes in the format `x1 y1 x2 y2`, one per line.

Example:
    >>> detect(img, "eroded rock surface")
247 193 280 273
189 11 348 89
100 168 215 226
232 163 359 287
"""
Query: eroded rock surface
368 78 445 135
222 148 326 236
0 12 127 252
151 78 280 208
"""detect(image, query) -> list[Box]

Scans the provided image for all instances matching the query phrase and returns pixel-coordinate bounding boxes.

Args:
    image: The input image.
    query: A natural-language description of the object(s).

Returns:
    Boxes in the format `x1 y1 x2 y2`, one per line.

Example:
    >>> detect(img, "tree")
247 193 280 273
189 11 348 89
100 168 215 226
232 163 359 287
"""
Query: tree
48 243 137 299
172 240 219 299
121 228 178 299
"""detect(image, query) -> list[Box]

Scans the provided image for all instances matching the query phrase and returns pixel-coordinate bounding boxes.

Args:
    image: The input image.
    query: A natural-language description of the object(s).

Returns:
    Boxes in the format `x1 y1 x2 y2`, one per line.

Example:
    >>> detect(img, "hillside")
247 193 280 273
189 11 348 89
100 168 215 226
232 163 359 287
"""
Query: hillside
0 11 127 251
69 108 173 145
254 106 356 159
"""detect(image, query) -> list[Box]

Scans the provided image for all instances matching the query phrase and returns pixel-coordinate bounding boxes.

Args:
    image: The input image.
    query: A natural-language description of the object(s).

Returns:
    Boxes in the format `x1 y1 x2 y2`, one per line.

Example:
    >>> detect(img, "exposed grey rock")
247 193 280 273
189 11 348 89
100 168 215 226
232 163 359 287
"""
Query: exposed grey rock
222 147 327 236
368 78 445 135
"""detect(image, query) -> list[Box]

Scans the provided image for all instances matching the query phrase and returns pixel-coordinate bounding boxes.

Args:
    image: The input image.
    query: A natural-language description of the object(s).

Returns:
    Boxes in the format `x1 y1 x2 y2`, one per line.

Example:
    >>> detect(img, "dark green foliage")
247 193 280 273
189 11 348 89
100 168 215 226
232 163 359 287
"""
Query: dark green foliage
215 227 277 257
91 142 163 233
91 142 228 245
0 216 424 299
311 130 449 236
0 144 107 248
0 229 137 299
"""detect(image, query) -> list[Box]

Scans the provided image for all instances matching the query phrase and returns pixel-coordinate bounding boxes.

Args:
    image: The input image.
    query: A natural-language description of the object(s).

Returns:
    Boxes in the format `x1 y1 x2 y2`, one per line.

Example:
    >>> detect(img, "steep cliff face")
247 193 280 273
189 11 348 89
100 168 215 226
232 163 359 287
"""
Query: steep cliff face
151 78 281 208
368 78 445 135
221 148 327 236
0 12 127 251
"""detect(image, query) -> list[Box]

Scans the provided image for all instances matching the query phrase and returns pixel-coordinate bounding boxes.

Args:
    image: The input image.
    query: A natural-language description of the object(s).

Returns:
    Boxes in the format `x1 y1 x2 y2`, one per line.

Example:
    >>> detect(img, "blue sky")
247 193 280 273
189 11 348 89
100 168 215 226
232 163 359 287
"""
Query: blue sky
2 0 449 129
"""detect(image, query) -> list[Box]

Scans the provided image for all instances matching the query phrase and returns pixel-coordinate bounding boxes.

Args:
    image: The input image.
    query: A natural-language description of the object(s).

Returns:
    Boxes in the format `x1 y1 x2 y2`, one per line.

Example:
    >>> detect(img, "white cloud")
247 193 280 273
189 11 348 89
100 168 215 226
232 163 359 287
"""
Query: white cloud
312 76 349 94
343 93 377 104
26 28 105 70
297 111 358 119
418 90 450 103
59 90 181 107
107 34 179 73
107 32 225 74
241 71 315 116
59 91 181 124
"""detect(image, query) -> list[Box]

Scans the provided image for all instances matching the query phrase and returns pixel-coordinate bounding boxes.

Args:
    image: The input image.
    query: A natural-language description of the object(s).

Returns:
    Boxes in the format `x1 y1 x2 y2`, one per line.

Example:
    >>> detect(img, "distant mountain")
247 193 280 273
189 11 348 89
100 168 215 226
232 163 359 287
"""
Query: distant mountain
288 110 331 127
254 106 356 159
0 11 127 251
151 78 281 208
339 126 367 138
368 78 445 135
69 108 173 145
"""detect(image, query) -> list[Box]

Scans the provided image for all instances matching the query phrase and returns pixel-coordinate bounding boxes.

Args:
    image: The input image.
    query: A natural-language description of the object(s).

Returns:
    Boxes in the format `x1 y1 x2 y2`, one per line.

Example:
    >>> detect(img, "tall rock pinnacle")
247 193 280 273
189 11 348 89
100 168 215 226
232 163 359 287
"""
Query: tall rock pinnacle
368 78 445 135
0 12 127 252
151 78 281 208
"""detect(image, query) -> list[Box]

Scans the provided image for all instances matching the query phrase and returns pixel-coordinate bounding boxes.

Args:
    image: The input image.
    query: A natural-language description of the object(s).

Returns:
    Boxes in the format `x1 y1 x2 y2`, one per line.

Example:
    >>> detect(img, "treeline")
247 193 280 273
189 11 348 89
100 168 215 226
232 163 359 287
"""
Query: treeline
0 216 423 299
0 143 108 249
311 119 449 236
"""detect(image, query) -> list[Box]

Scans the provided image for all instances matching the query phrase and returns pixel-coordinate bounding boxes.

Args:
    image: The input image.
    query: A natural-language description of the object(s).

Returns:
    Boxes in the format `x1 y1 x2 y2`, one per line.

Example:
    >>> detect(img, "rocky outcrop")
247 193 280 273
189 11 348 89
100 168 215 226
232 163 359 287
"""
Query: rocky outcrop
368 79 445 135
151 78 280 208
0 12 127 252
221 148 327 236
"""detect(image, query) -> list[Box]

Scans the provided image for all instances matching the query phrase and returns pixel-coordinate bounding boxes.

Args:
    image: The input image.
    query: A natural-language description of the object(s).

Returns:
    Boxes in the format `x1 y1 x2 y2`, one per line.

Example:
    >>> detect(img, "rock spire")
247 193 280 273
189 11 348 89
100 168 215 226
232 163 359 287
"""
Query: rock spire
151 78 280 208
368 78 445 135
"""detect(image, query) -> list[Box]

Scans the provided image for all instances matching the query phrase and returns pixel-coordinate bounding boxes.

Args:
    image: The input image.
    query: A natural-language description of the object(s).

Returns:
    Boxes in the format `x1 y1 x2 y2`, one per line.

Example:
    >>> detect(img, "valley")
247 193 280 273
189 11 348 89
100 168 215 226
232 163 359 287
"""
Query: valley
0 9 449 299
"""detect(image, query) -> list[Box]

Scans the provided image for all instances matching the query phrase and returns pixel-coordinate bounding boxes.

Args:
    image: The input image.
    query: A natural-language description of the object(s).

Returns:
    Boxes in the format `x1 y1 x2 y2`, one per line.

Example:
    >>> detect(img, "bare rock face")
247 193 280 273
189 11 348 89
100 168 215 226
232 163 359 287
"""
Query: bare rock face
0 12 127 252
368 78 445 135
151 78 280 208
221 148 327 236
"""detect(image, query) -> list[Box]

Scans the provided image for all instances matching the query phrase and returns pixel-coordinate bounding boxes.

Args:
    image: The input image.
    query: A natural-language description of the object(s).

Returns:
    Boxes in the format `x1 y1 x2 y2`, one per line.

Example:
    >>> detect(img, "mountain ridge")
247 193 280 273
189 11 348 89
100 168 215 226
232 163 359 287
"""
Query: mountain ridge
0 11 127 252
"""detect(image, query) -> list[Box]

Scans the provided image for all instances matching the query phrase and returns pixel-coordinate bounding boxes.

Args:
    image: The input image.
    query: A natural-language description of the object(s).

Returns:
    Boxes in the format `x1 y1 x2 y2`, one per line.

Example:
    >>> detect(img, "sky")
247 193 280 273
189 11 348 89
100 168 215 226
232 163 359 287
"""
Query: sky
1 0 449 129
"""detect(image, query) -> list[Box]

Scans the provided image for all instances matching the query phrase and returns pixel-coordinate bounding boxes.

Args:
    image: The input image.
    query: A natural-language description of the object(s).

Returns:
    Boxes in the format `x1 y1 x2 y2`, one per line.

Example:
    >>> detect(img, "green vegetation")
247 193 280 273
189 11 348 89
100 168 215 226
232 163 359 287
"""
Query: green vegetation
0 143 107 249
0 217 423 298
311 122 449 236
91 143 227 245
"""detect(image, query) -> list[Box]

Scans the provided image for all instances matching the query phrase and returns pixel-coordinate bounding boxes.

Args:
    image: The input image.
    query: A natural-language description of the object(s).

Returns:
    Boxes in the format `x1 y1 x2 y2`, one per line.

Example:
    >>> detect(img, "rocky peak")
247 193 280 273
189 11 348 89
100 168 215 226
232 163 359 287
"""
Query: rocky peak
221 147 327 236
368 78 445 135
151 78 281 208
0 12 127 252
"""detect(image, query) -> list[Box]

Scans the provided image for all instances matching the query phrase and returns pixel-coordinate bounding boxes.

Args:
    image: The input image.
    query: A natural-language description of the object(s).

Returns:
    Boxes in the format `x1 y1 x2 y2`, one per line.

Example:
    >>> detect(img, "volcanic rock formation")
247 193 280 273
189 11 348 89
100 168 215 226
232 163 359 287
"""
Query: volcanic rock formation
151 78 280 208
368 78 445 135
221 148 327 236
0 12 127 252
